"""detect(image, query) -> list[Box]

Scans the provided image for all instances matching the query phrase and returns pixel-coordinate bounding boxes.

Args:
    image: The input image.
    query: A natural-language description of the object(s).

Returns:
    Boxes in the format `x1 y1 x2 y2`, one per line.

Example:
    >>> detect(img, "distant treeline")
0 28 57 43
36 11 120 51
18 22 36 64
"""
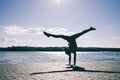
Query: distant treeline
0 46 120 52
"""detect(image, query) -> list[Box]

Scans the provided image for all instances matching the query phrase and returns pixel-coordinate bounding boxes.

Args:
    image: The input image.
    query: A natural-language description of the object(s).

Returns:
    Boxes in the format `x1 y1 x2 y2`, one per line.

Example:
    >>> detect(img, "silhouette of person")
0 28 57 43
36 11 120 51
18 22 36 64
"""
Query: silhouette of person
44 27 96 66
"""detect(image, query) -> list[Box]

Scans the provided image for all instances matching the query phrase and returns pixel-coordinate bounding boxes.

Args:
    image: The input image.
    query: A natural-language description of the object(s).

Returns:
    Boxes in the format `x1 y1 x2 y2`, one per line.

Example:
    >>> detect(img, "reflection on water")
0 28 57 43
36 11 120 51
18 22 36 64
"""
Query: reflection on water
0 51 120 63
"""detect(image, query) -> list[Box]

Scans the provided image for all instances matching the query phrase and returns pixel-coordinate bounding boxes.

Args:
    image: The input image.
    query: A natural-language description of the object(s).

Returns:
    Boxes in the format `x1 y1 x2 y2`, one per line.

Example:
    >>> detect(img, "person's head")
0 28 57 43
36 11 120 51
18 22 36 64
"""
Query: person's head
64 48 70 56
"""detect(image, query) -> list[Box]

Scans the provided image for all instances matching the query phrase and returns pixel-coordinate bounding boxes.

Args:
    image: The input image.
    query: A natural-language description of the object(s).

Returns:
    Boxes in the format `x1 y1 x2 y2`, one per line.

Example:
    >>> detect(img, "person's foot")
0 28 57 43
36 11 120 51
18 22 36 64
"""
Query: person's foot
90 27 96 30
70 65 74 67
43 32 50 37
66 64 74 68
73 64 76 67
66 64 71 66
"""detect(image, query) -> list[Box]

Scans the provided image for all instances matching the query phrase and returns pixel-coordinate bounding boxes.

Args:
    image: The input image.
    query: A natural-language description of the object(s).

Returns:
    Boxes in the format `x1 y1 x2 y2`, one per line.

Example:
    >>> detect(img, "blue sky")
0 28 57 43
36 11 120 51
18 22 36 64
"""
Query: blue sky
0 0 120 48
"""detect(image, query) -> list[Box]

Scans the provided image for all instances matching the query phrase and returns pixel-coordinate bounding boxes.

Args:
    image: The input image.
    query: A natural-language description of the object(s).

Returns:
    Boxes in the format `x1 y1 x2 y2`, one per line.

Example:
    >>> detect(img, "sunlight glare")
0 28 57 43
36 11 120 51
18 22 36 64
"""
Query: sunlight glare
57 0 62 4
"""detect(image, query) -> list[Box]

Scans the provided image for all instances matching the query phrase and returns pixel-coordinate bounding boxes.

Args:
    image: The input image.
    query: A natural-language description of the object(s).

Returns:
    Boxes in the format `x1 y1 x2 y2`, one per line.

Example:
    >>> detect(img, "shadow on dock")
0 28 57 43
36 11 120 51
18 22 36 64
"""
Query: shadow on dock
30 66 120 75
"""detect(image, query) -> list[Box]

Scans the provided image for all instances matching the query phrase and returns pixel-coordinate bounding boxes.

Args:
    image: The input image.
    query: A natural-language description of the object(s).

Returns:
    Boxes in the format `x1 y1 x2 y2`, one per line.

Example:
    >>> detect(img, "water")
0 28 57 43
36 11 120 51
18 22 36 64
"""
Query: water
0 51 120 64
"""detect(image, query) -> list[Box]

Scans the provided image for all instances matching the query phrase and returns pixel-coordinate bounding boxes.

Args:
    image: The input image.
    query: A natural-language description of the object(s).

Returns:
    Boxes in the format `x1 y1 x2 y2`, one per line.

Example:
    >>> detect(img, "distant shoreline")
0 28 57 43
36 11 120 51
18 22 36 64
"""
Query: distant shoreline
0 46 120 52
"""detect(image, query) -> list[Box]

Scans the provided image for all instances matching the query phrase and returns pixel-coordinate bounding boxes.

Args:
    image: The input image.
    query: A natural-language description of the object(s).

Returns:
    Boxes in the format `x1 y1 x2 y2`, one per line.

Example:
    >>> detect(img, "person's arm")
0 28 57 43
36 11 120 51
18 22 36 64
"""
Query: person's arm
71 27 96 39
43 32 69 40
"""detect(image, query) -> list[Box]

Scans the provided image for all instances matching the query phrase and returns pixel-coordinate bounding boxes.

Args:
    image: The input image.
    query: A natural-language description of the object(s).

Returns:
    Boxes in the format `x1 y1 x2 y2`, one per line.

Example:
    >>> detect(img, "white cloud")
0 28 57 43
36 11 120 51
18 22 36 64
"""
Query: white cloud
80 35 90 39
77 35 91 44
0 36 33 47
4 26 45 35
0 36 7 42
3 26 74 36
46 27 74 35
0 36 17 43
0 36 15 47
113 36 120 40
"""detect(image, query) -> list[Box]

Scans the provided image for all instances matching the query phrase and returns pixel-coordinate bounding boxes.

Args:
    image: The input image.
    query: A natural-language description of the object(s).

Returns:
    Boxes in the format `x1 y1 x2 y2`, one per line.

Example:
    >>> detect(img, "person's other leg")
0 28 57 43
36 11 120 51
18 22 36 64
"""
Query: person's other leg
71 27 96 39
69 53 71 65
73 52 76 66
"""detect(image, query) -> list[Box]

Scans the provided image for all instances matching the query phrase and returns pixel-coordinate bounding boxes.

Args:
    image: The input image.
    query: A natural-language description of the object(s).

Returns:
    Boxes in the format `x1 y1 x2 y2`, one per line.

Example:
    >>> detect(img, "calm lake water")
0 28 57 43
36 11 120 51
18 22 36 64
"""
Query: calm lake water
0 51 120 64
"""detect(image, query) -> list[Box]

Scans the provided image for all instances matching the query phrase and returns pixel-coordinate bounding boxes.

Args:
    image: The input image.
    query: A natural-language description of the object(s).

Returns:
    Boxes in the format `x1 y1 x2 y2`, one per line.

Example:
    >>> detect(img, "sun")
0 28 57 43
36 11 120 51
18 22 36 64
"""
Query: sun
56 0 62 4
